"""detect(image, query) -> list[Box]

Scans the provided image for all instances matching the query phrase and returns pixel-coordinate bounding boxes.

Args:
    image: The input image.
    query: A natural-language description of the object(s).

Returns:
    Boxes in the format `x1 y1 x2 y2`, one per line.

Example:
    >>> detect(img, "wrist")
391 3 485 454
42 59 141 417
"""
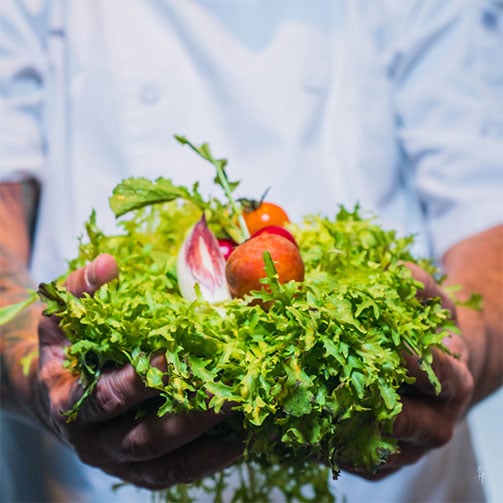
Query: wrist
0 304 43 421
442 225 503 407
454 305 486 405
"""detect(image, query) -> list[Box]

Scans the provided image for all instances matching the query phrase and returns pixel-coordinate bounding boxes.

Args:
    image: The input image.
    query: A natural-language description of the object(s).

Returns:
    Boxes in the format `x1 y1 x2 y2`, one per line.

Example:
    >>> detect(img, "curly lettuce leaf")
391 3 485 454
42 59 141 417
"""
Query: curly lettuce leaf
36 197 456 503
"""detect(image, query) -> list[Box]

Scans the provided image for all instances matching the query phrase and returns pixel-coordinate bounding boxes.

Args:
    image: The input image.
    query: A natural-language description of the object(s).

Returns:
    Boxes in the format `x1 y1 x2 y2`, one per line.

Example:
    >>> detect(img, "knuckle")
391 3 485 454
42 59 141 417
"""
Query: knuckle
92 376 128 417
394 402 453 449
459 371 475 399
121 428 162 461
175 412 202 439
429 424 454 448
63 268 84 296
393 406 414 440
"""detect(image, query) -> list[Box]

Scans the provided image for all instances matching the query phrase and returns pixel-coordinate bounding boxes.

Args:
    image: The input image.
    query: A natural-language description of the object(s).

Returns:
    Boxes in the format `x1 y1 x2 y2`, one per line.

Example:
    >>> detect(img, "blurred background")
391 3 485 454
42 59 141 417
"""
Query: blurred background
469 388 503 502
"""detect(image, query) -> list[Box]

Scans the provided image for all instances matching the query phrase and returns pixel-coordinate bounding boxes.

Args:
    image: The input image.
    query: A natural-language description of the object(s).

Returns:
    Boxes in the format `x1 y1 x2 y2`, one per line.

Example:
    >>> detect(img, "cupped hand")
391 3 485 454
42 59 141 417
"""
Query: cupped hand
350 263 474 480
36 254 243 489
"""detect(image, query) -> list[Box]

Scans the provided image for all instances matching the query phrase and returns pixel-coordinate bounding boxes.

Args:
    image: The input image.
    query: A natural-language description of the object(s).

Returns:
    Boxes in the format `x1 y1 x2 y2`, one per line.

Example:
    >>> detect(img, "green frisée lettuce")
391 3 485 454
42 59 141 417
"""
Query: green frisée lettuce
35 140 458 502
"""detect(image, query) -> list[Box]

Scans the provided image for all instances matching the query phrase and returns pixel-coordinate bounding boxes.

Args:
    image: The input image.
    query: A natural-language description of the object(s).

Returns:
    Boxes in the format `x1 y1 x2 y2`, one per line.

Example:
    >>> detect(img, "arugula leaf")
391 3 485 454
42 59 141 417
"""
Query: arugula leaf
109 177 207 217
175 135 250 240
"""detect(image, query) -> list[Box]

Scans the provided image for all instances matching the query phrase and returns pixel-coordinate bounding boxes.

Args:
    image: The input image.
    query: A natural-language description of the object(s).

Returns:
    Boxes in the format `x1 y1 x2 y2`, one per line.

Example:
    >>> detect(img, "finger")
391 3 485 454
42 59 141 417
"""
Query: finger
115 432 244 490
398 354 473 448
440 332 468 360
38 310 70 349
77 406 236 466
405 262 456 316
402 345 473 400
74 363 159 423
384 442 429 469
344 442 430 481
392 395 456 448
64 253 119 297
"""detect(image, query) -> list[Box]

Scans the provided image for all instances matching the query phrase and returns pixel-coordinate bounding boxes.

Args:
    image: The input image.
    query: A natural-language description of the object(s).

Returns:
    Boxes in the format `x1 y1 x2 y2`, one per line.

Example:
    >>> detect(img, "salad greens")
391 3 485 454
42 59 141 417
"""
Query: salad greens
37 139 456 502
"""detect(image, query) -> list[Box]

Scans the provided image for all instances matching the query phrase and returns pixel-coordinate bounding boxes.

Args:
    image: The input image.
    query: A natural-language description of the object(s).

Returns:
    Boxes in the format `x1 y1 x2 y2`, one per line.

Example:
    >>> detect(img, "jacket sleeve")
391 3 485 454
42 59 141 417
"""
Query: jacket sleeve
384 0 503 258
0 0 51 181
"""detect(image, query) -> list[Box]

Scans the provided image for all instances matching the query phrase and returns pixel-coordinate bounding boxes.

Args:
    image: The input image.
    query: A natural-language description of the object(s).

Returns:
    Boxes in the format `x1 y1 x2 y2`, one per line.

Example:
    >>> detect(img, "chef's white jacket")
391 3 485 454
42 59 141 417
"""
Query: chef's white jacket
1 1 502 501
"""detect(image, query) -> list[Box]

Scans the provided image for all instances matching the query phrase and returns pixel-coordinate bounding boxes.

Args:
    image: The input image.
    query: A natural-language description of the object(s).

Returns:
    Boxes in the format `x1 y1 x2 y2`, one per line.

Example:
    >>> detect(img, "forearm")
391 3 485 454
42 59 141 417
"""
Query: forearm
0 181 42 420
0 260 42 419
442 224 503 405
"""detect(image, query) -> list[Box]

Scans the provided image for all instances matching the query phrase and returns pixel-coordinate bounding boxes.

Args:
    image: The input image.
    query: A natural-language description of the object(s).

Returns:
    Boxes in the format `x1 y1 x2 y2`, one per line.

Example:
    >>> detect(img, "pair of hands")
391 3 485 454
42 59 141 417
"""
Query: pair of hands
35 254 474 489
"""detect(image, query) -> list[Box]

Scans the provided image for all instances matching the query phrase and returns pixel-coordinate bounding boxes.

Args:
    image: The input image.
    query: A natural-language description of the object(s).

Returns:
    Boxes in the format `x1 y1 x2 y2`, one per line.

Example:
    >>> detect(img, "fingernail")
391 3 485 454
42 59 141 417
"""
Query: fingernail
83 260 97 291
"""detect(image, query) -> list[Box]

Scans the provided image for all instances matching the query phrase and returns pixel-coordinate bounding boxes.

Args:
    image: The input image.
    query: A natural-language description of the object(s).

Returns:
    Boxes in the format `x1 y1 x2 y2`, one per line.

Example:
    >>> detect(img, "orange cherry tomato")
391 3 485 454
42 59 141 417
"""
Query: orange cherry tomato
242 202 290 235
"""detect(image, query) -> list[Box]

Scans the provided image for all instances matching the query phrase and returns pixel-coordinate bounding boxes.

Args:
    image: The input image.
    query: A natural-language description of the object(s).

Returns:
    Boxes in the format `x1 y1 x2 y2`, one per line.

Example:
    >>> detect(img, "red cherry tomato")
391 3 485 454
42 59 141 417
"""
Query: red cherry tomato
251 225 298 247
243 202 290 235
218 238 237 260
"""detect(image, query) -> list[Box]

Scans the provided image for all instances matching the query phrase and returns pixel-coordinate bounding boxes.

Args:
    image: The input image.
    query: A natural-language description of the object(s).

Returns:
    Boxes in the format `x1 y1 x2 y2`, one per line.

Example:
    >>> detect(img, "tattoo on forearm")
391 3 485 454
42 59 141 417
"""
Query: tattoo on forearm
0 180 41 414
0 179 40 267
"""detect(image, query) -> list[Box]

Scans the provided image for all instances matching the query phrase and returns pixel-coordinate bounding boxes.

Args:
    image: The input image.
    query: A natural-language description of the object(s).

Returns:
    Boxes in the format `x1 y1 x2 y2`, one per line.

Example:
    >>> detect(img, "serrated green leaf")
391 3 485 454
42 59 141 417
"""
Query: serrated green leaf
109 177 206 217
284 385 314 417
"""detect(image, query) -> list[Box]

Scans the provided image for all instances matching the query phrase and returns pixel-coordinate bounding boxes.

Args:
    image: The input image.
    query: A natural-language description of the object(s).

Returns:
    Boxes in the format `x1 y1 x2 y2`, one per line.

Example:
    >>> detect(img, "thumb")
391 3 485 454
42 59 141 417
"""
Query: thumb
64 253 119 297
38 254 118 358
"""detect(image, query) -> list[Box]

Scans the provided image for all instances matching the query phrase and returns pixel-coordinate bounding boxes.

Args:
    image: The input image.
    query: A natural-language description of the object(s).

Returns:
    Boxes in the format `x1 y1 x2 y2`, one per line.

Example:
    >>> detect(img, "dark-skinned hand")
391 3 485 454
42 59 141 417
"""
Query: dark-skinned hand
35 253 243 490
